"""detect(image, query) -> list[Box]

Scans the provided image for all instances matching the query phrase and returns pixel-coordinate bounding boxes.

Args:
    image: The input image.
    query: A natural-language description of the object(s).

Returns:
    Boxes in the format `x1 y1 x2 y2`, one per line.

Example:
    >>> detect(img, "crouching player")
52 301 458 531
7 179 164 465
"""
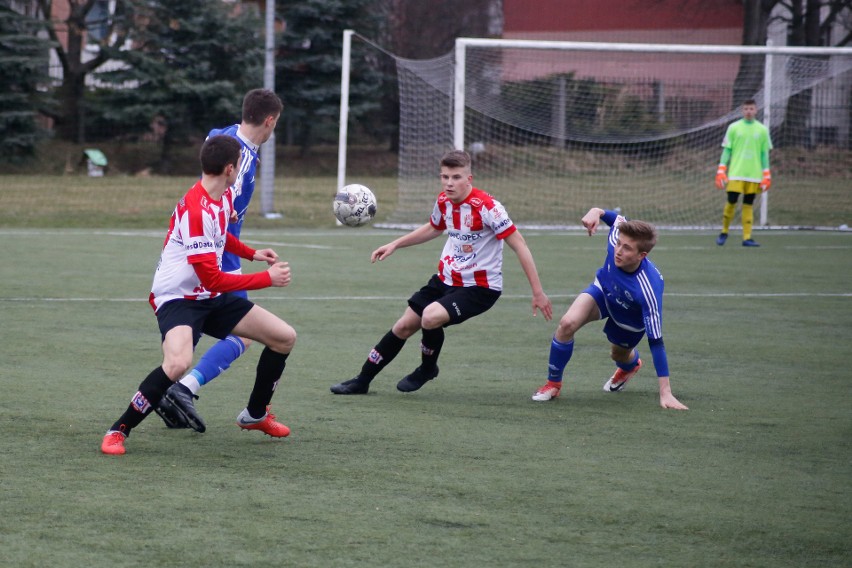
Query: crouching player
531 207 688 410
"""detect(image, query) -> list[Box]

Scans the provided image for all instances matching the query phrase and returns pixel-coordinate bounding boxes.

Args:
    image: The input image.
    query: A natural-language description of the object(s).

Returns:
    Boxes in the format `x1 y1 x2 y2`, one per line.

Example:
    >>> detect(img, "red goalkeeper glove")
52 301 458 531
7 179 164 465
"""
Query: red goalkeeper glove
760 169 772 191
715 165 728 190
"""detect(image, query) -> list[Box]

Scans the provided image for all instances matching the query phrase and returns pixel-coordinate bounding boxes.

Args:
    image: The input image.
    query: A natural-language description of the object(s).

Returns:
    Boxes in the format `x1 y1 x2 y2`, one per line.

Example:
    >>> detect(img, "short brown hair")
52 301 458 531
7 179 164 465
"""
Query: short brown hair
242 88 283 126
618 220 657 253
200 135 241 175
743 98 757 106
440 150 471 170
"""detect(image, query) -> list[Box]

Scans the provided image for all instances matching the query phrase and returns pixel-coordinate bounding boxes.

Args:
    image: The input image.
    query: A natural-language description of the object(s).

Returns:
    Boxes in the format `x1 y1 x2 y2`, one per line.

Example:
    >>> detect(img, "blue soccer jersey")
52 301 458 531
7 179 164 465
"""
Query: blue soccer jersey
207 124 260 272
595 210 669 376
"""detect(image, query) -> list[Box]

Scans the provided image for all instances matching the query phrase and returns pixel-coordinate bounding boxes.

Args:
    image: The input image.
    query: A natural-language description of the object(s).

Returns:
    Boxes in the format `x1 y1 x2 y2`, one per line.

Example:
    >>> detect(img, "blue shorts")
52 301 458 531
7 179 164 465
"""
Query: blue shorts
408 274 501 326
583 282 645 349
155 294 254 346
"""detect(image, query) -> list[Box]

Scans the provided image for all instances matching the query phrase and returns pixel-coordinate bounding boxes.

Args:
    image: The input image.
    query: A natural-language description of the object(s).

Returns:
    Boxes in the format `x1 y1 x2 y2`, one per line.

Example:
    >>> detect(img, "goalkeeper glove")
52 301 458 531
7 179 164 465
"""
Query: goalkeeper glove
715 165 728 189
760 169 772 191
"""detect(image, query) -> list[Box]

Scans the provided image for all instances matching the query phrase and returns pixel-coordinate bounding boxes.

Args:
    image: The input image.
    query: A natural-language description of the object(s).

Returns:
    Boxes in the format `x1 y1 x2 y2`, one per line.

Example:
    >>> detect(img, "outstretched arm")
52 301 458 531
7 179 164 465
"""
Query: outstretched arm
581 207 606 236
504 231 552 321
371 223 443 263
192 257 293 292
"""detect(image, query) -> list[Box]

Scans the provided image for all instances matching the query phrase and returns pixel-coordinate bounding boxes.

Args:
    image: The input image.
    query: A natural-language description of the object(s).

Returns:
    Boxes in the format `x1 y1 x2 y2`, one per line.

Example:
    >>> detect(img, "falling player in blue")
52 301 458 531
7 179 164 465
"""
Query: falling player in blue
155 89 283 432
532 207 688 410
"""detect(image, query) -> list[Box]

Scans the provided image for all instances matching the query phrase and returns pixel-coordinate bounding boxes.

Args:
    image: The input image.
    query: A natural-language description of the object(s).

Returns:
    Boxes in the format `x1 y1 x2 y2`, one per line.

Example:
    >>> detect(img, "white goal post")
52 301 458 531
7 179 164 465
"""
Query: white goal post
339 33 852 229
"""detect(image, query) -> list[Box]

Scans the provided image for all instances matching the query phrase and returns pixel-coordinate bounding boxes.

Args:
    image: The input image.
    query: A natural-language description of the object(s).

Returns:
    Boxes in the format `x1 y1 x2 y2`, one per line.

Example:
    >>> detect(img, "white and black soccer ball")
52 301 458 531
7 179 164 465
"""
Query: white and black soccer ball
333 184 377 227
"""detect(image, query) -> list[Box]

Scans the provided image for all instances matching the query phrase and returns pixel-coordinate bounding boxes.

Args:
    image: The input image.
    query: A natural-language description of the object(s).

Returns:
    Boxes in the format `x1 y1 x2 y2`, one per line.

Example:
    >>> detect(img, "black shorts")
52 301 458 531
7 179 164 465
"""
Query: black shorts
155 294 254 346
407 274 501 326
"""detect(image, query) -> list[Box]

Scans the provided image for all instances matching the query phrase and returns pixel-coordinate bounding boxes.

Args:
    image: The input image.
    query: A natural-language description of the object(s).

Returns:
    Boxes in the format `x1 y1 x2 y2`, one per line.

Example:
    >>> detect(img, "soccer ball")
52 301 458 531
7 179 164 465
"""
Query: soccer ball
333 184 377 227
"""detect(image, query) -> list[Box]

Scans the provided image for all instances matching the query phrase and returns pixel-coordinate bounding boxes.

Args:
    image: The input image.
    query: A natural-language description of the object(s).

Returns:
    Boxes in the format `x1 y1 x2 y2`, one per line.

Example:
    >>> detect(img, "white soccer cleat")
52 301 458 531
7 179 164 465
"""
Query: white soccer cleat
532 381 562 401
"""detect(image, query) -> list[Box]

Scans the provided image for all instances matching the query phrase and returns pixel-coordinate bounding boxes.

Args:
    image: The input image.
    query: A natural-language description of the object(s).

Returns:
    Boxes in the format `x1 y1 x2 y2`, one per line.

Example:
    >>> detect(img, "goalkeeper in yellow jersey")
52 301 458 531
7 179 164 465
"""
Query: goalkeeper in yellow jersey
714 99 773 247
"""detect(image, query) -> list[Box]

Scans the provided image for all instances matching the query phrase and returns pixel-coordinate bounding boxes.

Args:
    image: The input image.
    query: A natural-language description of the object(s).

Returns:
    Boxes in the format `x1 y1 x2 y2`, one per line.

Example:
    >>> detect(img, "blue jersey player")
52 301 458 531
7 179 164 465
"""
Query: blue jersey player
155 89 283 432
532 208 688 410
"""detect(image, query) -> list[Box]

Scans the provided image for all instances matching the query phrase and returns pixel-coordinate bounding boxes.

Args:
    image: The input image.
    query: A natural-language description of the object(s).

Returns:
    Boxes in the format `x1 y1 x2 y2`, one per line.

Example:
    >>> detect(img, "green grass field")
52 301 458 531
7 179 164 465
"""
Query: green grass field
1 225 850 567
2 172 850 229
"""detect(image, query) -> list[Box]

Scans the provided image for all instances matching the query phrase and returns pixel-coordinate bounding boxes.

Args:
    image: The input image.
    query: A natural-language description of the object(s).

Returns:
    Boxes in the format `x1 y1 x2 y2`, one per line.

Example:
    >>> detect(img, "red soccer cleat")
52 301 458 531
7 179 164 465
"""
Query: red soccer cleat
236 407 290 438
101 431 127 455
603 358 643 392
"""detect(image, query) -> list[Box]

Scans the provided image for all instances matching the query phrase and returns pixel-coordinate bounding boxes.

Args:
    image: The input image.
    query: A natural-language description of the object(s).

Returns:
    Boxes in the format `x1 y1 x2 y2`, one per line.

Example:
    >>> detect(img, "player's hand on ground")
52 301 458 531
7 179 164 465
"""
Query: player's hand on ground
660 391 689 410
371 244 396 263
267 262 291 287
581 208 604 236
254 248 279 265
532 291 553 321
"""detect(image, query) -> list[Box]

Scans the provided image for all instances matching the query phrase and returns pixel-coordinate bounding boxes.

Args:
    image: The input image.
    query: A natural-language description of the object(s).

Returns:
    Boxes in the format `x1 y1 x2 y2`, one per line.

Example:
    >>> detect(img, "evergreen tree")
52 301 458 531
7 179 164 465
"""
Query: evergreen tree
94 0 263 172
276 0 385 153
0 6 52 160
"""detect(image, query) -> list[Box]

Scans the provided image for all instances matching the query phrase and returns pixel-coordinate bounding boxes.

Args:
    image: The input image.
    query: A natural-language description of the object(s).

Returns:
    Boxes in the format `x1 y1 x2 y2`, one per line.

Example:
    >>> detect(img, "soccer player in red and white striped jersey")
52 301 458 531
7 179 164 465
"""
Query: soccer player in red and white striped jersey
154 89 283 432
101 136 296 455
331 150 552 395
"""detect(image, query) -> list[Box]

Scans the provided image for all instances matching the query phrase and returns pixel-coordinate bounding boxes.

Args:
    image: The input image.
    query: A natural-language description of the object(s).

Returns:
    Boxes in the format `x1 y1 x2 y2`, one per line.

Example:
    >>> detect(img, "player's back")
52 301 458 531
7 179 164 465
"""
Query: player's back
206 124 260 272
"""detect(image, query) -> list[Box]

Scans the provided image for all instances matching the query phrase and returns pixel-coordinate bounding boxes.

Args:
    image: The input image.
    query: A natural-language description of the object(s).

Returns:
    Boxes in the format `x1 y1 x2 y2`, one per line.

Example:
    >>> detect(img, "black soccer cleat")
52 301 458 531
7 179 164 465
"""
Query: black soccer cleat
161 383 207 433
396 365 439 393
155 395 190 429
330 376 370 395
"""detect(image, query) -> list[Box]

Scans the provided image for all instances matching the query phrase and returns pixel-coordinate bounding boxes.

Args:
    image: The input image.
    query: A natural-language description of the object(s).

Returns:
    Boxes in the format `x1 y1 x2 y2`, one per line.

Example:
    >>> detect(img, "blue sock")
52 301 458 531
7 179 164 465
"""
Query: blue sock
193 335 246 386
615 349 640 372
547 337 574 383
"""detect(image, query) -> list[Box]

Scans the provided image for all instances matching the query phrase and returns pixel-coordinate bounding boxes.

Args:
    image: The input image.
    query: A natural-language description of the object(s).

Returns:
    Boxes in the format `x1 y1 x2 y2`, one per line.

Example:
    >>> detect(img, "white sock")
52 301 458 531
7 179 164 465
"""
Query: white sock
179 373 202 395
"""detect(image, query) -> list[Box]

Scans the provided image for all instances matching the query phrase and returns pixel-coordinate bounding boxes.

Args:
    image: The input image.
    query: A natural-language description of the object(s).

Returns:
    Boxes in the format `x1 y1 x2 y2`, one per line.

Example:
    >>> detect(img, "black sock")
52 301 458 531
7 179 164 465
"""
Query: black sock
420 327 444 372
247 347 288 418
109 366 173 435
359 330 406 381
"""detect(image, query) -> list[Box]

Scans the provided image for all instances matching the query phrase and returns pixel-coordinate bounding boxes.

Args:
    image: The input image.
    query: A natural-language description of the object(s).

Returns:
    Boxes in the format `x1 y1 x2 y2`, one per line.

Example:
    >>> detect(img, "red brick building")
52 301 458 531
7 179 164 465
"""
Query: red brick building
503 0 743 45
499 0 745 83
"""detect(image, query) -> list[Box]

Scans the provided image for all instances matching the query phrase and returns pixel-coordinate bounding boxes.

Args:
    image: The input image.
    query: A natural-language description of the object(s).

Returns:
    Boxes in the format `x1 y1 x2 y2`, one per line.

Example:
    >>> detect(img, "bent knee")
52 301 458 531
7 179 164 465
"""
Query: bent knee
269 324 297 354
392 318 420 338
556 316 580 338
421 304 449 330
162 358 192 380
420 313 445 330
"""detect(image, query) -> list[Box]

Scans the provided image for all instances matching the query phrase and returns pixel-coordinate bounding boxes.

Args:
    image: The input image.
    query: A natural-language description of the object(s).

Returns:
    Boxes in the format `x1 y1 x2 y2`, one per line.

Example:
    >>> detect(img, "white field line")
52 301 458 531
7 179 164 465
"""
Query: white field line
1 230 848 302
0 229 336 250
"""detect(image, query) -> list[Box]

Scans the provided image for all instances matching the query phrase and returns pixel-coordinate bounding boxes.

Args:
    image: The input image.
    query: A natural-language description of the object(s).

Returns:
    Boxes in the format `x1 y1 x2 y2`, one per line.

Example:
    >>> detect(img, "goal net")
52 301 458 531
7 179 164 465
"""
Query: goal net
348 38 852 230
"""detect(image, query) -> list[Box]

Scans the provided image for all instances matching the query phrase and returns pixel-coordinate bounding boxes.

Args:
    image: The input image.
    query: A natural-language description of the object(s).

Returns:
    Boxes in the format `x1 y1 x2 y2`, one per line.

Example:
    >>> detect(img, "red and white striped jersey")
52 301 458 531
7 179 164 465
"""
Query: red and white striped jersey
149 181 233 312
430 187 517 290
